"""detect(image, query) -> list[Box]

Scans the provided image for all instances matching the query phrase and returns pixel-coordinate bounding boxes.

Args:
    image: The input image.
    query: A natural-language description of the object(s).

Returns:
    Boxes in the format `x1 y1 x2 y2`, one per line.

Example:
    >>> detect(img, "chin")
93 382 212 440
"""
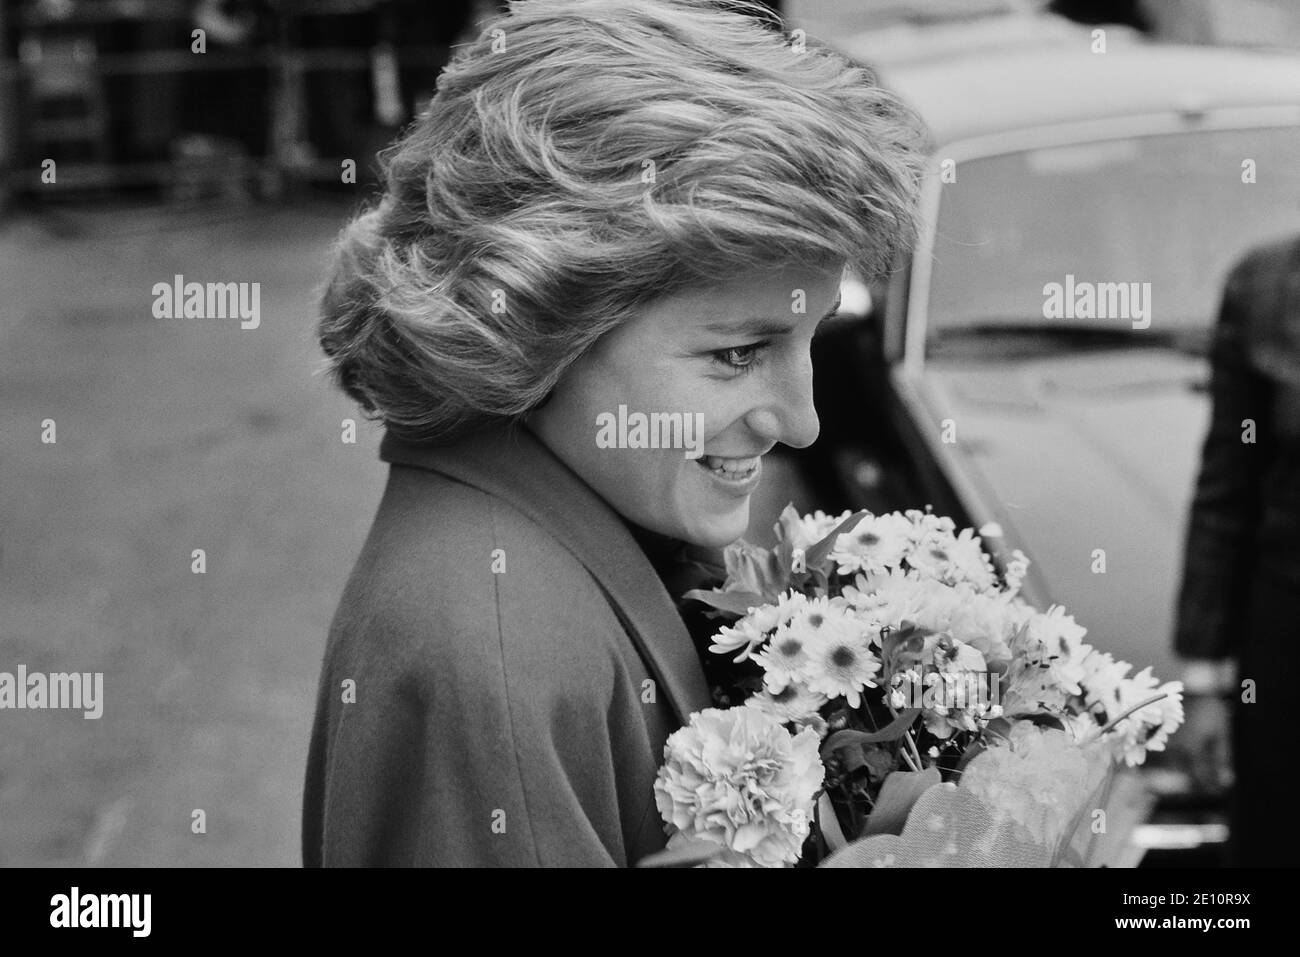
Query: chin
678 503 751 549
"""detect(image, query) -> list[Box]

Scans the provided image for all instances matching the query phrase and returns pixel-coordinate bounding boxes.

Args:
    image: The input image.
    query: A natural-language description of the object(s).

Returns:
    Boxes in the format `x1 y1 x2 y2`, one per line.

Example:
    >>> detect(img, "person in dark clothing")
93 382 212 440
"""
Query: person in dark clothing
181 0 273 157
376 0 477 119
1047 0 1152 31
1173 233 1300 868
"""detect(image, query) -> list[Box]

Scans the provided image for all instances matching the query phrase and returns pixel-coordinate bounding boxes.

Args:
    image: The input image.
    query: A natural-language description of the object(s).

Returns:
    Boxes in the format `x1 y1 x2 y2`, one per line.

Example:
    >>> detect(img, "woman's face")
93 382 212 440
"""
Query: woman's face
527 262 844 547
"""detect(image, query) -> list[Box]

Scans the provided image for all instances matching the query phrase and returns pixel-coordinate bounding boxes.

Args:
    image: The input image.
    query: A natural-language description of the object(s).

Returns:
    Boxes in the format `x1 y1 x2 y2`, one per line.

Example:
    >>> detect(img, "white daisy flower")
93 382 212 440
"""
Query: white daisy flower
829 512 913 576
802 618 881 709
710 591 809 663
945 528 999 590
790 509 854 552
753 594 840 691
1079 649 1133 717
1003 548 1031 596
745 682 829 728
709 617 765 662
1104 670 1186 766
906 527 996 590
754 628 813 693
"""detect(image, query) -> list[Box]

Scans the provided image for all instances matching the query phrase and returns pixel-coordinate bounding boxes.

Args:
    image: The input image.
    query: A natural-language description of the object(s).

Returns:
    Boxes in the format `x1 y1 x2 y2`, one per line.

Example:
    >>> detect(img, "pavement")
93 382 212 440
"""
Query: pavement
0 196 387 866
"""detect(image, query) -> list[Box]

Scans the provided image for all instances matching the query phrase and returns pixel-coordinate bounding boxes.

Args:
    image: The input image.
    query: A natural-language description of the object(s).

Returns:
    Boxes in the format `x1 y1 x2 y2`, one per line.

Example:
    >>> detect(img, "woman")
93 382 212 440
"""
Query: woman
301 0 925 867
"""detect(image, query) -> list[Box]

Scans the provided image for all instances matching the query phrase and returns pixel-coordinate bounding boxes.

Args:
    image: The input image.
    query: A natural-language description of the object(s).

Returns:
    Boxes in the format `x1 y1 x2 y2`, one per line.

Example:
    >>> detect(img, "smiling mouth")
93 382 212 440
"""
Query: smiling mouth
697 454 761 480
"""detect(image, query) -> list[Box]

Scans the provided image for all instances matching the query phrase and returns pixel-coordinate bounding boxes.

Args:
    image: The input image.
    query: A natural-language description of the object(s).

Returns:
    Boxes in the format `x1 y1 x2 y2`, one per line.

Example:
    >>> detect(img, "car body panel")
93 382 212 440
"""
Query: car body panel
855 31 1300 146
911 351 1210 683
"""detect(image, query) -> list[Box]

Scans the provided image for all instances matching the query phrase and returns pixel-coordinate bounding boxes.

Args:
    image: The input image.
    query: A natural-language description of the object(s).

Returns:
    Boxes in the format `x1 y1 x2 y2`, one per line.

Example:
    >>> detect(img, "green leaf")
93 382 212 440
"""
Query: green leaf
954 738 986 776
841 744 869 773
635 836 727 868
773 503 806 545
681 588 765 619
1022 712 1066 732
817 791 848 853
862 767 942 837
722 539 778 597
717 536 796 605
820 708 921 758
984 716 1013 740
803 509 871 571
807 565 830 593
773 538 797 577
863 746 896 783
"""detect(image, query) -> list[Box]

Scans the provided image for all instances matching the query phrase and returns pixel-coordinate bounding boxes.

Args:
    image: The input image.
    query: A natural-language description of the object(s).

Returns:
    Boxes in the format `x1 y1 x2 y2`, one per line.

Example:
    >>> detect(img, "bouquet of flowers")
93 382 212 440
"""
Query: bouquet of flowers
645 506 1184 868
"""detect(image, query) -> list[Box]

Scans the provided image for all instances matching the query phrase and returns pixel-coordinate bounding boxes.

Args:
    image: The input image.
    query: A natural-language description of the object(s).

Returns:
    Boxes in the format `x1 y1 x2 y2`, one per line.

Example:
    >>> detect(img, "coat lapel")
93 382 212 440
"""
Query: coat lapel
378 424 714 726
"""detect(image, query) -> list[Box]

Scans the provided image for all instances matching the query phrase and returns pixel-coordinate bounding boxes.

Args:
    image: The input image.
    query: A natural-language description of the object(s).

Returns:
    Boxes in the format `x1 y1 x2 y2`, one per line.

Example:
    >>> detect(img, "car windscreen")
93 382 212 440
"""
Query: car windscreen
926 124 1300 351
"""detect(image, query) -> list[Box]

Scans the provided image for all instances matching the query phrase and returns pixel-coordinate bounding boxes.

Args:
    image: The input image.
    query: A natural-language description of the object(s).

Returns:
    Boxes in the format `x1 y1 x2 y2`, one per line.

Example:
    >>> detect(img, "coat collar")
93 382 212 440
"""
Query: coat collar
378 423 714 726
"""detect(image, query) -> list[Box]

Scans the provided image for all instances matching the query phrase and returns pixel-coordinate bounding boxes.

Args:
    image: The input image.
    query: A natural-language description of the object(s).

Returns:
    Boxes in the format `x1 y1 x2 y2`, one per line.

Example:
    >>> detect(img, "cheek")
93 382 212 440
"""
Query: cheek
608 446 696 505
684 383 754 446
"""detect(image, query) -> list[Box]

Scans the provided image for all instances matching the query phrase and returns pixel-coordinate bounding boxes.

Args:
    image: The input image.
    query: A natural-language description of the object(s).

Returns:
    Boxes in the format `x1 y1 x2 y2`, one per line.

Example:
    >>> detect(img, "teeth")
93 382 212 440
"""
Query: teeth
701 455 759 476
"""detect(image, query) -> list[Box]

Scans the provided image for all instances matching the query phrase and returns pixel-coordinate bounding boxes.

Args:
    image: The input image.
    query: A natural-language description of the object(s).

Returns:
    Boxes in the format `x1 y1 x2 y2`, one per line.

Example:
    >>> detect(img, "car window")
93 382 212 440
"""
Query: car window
926 125 1300 347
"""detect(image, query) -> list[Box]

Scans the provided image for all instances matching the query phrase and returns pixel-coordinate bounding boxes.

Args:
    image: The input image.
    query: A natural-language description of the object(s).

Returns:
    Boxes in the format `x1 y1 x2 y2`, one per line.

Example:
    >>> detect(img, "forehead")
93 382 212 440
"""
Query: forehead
638 262 845 327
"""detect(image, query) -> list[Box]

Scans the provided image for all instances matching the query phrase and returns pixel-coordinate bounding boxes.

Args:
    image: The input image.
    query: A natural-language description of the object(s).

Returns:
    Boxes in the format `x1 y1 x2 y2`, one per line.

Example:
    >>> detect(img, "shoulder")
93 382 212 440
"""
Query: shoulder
1227 235 1300 292
1216 237 1300 353
323 463 630 702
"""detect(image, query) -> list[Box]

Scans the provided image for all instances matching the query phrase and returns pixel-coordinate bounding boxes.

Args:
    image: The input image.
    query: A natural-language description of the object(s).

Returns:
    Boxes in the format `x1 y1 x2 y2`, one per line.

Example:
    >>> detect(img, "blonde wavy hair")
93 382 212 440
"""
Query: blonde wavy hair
317 0 929 443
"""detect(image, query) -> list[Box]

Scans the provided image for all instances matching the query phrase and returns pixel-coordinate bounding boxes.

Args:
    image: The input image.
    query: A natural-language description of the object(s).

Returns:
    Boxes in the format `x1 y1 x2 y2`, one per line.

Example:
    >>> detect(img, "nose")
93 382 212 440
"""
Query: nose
743 352 820 450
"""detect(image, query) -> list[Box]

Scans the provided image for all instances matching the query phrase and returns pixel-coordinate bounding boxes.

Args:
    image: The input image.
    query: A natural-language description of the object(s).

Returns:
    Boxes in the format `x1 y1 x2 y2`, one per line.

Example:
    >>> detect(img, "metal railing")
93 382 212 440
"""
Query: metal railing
0 0 470 200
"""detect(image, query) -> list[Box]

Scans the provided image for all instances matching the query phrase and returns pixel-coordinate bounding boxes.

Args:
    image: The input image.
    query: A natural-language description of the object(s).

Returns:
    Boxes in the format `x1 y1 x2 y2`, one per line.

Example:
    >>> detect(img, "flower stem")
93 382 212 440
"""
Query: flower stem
1098 692 1170 736
886 702 924 770
904 730 924 769
899 745 920 772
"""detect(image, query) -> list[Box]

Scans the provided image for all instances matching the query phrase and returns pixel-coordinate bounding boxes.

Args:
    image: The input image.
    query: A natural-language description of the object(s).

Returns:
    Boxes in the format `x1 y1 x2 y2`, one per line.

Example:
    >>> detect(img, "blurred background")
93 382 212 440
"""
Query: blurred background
2 0 1298 867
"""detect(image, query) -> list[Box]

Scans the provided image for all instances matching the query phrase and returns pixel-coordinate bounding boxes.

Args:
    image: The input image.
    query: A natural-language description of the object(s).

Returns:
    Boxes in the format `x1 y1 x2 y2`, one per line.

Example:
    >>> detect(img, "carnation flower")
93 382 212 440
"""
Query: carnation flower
944 591 1020 669
846 567 981 644
654 707 823 867
961 720 1103 847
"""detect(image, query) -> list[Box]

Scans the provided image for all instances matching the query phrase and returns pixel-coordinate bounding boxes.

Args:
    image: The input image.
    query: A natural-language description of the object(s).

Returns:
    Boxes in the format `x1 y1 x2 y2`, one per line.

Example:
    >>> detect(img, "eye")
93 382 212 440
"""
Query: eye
711 343 766 375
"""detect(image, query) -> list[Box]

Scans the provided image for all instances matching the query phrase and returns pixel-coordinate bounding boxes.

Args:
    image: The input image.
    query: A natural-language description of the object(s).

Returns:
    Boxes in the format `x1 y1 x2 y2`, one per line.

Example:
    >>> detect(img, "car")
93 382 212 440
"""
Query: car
797 19 1300 863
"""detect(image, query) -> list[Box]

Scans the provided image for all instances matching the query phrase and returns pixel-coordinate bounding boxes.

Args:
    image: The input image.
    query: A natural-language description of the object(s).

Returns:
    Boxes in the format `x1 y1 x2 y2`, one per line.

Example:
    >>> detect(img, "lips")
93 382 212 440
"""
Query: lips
698 454 762 479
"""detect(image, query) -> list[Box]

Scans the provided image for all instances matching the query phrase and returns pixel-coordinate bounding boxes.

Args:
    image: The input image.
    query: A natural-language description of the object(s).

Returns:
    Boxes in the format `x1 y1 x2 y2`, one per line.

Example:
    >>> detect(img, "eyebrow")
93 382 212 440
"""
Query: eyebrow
700 295 844 337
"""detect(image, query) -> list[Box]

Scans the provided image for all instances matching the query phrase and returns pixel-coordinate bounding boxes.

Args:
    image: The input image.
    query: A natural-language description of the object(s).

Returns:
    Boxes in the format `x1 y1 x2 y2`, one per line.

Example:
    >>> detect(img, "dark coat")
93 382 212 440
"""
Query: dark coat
301 423 715 866
1173 233 1300 866
1174 234 1300 660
